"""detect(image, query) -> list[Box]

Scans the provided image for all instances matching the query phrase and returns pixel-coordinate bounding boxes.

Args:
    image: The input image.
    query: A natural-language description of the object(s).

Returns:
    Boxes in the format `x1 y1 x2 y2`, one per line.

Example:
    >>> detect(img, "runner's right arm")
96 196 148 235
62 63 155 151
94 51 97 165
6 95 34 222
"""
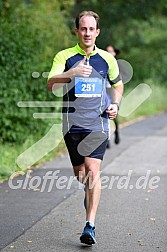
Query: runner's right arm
48 56 92 90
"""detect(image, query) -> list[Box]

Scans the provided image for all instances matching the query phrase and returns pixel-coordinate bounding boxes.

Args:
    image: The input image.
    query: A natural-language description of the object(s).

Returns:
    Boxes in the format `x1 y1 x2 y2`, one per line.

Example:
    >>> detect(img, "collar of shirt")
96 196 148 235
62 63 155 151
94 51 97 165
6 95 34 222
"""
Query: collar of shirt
75 43 97 56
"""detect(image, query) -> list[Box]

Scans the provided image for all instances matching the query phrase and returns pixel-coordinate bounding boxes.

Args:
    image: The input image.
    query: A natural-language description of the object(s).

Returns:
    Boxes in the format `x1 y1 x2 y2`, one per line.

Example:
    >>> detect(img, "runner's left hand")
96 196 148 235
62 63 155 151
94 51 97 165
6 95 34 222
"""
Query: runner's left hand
106 104 118 120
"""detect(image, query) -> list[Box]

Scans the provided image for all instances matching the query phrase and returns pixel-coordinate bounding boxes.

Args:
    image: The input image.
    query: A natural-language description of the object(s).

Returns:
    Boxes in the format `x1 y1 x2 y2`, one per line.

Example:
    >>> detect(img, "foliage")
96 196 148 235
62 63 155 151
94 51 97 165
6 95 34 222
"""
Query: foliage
72 1 167 87
0 0 75 143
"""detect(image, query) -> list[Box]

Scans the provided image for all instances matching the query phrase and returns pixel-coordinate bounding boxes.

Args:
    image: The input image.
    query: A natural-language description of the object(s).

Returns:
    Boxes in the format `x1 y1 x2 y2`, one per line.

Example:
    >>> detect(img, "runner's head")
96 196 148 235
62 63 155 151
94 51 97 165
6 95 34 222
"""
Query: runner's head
75 11 100 29
75 11 100 50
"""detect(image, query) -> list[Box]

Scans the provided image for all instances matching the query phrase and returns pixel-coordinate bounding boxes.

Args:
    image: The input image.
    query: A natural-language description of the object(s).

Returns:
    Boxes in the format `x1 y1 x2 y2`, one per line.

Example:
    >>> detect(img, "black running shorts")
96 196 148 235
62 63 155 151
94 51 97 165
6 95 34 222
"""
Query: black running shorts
64 131 109 166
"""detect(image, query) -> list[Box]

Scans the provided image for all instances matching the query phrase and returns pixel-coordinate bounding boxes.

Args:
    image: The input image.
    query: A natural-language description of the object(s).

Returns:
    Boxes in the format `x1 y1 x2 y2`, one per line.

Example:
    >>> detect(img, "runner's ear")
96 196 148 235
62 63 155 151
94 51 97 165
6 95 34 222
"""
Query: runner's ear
96 29 100 37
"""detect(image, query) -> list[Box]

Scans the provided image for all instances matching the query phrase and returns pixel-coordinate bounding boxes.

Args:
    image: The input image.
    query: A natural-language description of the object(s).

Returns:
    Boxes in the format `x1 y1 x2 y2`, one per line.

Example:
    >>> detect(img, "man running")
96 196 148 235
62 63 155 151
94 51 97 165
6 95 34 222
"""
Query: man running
48 11 123 245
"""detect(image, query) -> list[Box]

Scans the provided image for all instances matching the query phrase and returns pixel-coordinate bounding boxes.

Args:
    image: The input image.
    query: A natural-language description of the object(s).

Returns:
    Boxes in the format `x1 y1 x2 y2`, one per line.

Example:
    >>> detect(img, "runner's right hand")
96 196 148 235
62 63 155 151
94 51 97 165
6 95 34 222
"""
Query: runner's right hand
72 57 92 77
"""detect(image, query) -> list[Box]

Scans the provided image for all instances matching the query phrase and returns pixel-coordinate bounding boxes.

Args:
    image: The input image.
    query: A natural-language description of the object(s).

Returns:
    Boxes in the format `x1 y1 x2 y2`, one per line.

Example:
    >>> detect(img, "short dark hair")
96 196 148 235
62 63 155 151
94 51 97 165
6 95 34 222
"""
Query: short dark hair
105 44 120 55
75 11 100 29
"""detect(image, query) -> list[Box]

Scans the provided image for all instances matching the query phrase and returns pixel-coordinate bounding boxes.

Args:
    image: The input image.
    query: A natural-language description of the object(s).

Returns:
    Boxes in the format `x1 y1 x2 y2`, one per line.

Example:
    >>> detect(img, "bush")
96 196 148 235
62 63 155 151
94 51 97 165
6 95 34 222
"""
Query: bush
0 0 75 143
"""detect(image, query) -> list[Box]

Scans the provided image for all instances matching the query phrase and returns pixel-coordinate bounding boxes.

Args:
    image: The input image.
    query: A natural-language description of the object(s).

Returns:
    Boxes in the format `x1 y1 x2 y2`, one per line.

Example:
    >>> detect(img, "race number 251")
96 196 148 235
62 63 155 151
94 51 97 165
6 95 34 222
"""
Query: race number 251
81 83 95 92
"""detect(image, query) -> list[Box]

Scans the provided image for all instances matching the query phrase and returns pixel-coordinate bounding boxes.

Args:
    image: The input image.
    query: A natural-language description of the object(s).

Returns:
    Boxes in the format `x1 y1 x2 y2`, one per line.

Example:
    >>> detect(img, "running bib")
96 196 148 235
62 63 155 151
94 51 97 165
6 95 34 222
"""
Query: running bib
75 77 102 97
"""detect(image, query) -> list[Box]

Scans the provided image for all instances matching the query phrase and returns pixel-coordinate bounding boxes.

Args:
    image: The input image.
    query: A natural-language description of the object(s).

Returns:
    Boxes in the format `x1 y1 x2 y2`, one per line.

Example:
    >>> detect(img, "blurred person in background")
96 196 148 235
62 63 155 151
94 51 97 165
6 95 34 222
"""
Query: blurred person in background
105 44 121 148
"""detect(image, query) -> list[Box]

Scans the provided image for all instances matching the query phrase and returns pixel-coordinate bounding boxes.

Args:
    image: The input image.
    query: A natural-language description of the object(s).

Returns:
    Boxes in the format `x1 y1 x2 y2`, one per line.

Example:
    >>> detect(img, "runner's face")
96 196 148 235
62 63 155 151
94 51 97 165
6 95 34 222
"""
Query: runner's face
75 16 100 50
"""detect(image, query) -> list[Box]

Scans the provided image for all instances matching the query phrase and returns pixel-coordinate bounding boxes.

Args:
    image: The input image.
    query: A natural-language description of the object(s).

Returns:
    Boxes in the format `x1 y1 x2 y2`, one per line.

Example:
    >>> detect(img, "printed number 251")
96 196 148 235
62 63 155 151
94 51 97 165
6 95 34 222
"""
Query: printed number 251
82 84 95 92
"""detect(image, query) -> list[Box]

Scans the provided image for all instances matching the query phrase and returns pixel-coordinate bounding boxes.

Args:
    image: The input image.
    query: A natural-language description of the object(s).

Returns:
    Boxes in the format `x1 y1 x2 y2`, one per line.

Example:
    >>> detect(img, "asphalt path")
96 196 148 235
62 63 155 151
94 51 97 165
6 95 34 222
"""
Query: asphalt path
0 112 167 251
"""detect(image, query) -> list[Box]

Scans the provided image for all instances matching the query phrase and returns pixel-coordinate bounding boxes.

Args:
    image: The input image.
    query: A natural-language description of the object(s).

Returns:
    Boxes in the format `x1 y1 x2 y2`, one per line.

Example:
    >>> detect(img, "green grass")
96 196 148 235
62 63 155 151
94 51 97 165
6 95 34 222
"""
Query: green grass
0 137 66 182
119 83 167 123
1 84 167 182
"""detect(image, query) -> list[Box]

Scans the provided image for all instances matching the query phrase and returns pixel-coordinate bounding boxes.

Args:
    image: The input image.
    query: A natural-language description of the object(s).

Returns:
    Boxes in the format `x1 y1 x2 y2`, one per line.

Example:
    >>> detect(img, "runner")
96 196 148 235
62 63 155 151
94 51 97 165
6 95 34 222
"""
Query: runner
48 11 123 245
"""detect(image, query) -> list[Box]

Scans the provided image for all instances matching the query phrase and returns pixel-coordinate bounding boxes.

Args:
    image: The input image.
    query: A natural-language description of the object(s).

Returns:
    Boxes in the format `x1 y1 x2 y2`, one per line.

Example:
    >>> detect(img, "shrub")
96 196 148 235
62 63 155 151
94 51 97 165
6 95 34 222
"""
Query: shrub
0 0 75 143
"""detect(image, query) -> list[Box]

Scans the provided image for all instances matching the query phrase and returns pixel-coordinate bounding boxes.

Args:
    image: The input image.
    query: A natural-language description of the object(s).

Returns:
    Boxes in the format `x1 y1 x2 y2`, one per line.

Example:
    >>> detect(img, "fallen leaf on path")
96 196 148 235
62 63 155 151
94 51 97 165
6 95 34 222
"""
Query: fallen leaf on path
147 189 152 193
33 188 40 191
138 240 144 246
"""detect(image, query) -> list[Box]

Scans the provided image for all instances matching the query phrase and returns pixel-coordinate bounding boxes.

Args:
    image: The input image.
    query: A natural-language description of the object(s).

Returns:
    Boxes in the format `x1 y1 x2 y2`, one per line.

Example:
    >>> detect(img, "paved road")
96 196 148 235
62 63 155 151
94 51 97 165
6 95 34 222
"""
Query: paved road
0 112 167 251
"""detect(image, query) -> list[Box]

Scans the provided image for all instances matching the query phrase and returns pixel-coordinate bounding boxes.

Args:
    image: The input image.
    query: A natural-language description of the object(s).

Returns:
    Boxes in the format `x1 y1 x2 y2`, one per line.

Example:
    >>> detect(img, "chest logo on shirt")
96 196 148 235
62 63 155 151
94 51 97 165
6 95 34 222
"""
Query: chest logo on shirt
74 77 102 97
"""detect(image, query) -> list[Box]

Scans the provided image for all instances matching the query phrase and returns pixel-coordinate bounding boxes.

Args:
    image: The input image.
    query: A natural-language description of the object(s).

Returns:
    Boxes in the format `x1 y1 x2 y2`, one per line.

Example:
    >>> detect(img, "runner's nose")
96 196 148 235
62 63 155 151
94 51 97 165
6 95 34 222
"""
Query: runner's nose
86 29 90 36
